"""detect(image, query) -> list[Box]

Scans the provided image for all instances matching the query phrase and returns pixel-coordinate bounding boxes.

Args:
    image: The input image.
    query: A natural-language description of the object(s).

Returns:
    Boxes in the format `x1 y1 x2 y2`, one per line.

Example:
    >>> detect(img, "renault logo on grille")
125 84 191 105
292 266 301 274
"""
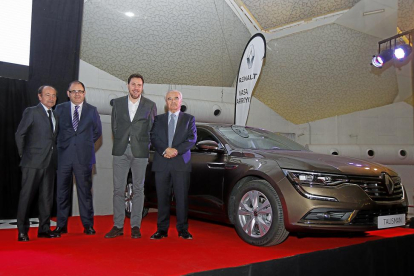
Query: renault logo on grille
382 173 395 195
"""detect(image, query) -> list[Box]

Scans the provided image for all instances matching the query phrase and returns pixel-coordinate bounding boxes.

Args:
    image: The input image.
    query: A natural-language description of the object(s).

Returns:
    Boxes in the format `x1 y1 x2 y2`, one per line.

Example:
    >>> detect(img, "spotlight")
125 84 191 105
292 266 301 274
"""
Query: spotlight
371 49 394 68
371 28 413 68
394 44 412 60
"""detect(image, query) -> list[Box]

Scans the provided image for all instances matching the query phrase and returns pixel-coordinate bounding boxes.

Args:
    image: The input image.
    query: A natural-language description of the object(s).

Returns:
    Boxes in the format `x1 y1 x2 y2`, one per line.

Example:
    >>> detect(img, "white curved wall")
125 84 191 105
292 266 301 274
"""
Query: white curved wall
85 88 235 123
309 144 414 165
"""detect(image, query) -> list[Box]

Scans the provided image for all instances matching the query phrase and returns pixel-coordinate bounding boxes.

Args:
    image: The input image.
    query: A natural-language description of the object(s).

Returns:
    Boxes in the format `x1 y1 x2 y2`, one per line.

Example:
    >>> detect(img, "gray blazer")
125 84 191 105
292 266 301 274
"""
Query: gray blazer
111 95 157 158
15 103 58 169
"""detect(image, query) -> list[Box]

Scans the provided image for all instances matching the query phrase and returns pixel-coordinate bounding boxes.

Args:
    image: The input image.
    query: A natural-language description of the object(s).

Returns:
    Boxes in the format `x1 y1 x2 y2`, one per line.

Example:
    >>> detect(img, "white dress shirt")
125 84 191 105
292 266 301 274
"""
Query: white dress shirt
71 101 84 120
128 96 141 122
40 103 56 131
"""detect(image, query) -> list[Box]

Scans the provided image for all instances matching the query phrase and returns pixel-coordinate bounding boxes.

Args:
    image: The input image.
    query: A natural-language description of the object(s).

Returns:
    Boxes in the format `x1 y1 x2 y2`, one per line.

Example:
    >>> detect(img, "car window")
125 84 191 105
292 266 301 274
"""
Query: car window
217 126 307 151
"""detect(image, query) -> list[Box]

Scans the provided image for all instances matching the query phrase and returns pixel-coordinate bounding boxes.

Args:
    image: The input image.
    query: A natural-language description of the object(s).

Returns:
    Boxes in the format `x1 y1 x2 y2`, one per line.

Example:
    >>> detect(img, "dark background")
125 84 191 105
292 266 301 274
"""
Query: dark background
0 0 84 219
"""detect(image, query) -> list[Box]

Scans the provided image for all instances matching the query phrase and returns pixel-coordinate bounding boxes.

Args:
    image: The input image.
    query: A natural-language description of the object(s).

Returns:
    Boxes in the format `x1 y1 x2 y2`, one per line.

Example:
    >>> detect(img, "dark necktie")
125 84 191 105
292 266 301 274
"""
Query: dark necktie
47 110 53 132
73 105 79 131
168 114 176 147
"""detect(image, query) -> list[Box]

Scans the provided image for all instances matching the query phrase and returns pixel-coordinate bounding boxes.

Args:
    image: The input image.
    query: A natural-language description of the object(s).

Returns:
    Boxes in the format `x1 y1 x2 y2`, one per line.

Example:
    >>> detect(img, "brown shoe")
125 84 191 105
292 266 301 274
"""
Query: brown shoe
131 227 141 239
104 226 123 238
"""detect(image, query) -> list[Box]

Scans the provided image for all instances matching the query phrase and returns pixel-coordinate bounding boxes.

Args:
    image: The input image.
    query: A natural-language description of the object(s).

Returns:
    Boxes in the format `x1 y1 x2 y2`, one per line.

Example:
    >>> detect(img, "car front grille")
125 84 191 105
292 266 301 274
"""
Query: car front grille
351 207 408 225
348 175 404 202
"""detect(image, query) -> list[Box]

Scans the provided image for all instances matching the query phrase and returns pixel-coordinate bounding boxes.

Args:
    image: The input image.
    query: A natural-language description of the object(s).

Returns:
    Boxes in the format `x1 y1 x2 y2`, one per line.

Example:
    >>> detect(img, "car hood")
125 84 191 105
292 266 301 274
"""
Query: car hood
252 150 396 177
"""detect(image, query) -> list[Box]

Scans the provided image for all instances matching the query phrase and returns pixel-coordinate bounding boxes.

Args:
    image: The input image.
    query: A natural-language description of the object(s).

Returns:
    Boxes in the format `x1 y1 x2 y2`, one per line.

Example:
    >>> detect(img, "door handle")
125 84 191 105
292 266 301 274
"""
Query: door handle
207 162 225 169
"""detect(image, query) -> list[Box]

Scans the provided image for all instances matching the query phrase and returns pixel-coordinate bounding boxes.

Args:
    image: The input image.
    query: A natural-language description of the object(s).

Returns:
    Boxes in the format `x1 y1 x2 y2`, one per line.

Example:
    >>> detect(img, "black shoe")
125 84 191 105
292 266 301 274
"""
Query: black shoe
178 230 193 240
38 230 61 238
105 226 123 238
131 227 141 239
84 226 96 235
150 230 168 240
53 226 68 235
18 233 29 242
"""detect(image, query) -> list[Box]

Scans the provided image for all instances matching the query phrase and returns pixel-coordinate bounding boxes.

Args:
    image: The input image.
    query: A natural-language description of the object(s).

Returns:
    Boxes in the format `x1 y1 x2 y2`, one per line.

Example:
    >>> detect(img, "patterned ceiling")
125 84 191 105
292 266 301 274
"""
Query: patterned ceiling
81 0 250 87
254 23 398 124
398 0 414 31
80 0 414 124
241 0 360 30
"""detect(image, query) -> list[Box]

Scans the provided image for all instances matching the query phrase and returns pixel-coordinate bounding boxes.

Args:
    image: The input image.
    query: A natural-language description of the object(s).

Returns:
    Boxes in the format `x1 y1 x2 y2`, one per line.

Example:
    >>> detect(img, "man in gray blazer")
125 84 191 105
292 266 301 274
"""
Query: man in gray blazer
15 86 60 241
105 73 157 239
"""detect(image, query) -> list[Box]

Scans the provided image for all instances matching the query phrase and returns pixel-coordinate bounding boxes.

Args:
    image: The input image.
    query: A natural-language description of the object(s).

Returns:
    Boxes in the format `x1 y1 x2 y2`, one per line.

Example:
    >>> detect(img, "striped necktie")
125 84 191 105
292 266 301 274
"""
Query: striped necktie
73 105 79 131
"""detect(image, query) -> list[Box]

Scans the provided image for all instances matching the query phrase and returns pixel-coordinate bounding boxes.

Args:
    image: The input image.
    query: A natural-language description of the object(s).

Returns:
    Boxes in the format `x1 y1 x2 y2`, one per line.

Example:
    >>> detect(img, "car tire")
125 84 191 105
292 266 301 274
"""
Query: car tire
233 179 289 246
125 181 149 219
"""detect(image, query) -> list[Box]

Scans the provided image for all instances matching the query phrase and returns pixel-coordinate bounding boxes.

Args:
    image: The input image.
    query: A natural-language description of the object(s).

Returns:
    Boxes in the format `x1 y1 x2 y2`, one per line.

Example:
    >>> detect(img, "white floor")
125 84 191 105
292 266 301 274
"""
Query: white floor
0 218 56 230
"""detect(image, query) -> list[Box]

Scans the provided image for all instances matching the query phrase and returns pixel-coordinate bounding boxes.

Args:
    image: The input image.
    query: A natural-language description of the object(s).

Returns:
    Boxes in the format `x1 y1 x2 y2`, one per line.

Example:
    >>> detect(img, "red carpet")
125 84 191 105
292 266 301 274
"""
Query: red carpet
1 213 413 276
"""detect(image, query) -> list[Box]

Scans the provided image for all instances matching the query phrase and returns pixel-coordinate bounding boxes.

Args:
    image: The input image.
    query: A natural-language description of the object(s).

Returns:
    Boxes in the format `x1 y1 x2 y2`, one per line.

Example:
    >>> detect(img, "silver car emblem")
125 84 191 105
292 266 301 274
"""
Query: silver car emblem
247 45 255 69
382 173 395 195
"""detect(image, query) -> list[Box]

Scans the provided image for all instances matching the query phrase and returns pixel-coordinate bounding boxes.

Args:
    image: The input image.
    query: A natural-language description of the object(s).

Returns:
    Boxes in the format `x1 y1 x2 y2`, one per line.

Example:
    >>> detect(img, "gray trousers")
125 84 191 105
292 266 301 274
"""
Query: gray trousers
113 144 148 228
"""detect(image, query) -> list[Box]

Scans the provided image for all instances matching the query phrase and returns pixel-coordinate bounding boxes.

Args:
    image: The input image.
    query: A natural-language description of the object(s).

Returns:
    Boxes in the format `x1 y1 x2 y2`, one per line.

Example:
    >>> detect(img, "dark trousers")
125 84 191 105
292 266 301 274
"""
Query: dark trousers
56 162 94 228
155 162 190 232
17 165 55 234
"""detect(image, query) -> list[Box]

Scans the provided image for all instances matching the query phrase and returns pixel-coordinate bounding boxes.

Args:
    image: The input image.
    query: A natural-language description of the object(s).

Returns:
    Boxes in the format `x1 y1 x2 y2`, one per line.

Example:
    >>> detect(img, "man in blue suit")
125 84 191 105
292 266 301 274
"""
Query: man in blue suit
53 81 102 235
150 90 197 240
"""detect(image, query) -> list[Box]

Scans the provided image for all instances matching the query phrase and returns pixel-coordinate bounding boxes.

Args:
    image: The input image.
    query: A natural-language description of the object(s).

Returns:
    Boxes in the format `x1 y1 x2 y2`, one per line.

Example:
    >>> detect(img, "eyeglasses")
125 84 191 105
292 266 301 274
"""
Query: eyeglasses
69 90 85 94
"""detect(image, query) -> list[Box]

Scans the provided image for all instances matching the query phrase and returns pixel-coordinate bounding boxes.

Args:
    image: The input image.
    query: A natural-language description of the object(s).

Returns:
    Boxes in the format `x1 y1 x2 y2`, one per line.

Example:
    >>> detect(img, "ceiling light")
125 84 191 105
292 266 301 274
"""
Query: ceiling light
394 44 412 60
371 49 394 68
125 12 134 17
363 9 385 16
371 28 413 68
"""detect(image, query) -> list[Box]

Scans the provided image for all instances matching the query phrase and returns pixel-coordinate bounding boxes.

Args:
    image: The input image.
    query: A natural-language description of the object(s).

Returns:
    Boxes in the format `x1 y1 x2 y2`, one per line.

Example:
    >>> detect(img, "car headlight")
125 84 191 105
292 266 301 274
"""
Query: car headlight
284 170 348 187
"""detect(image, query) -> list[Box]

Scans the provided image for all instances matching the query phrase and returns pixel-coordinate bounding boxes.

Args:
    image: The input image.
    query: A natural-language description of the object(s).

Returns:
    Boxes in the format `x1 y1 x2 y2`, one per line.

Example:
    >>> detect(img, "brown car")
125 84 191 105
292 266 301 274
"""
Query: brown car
126 124 408 246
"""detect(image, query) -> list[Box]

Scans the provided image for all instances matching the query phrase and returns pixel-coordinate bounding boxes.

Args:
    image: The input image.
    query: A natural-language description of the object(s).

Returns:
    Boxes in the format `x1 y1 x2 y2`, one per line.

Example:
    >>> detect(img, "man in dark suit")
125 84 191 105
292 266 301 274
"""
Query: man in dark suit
53 81 102 235
105 73 157 239
150 90 197 240
15 85 60 241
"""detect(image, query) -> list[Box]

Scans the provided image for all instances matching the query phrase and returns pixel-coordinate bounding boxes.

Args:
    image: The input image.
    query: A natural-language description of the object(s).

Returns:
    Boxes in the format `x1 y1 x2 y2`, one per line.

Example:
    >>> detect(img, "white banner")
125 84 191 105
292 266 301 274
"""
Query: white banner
235 33 266 126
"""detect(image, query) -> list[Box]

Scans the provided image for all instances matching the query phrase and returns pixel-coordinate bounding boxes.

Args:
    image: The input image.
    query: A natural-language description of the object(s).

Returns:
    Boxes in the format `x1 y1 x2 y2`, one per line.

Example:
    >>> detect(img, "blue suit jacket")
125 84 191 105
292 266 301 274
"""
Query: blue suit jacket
150 112 197 172
54 101 102 167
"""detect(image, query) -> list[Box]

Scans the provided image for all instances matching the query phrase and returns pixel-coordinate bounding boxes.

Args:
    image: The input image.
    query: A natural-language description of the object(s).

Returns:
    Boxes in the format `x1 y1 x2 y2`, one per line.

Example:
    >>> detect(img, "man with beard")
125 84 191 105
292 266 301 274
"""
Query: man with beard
105 73 157 239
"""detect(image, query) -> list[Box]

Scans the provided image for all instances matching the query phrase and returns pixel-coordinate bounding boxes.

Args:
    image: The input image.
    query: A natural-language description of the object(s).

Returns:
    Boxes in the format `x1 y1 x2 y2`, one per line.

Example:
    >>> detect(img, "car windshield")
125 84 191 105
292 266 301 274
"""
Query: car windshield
218 126 307 151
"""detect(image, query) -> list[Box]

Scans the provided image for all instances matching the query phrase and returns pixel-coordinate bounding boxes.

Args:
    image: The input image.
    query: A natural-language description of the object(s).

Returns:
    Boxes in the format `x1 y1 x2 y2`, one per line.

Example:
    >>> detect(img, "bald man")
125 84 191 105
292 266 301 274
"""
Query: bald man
15 85 60 241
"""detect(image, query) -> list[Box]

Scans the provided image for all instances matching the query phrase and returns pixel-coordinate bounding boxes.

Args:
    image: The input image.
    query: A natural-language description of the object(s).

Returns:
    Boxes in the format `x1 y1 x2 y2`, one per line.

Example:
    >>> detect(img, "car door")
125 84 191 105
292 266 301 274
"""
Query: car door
188 127 227 217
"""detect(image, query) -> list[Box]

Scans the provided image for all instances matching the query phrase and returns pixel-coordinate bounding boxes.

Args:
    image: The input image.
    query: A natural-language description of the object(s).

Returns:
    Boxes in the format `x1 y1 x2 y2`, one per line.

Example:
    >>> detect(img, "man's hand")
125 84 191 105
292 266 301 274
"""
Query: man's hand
164 147 178 158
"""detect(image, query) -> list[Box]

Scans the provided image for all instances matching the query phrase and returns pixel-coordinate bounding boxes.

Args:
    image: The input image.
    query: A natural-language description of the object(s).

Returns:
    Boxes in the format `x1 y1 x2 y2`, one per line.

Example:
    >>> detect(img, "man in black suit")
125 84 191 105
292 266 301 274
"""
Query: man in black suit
150 90 197 240
15 85 60 241
53 81 102 235
105 73 157 239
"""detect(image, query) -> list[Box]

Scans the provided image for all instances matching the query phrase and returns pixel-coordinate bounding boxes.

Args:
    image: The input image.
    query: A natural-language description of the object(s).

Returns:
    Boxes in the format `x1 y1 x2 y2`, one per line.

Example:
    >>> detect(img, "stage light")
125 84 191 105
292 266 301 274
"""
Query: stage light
394 44 412 60
371 28 413 68
371 49 394 68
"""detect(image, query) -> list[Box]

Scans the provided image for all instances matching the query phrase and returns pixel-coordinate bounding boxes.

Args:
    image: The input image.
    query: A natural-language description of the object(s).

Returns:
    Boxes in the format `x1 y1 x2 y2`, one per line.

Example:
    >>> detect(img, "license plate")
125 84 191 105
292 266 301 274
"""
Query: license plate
377 214 405 229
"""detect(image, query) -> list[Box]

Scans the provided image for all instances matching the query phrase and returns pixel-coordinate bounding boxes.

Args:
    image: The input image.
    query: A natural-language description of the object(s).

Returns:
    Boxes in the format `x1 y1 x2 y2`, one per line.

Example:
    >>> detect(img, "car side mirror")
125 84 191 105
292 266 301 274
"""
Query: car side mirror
196 140 224 153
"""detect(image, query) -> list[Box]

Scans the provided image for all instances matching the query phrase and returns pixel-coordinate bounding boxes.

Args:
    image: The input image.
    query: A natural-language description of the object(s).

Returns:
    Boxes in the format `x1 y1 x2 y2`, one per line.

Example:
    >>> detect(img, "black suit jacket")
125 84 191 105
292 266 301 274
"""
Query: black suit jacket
54 101 102 167
111 96 157 158
15 103 58 169
150 112 197 172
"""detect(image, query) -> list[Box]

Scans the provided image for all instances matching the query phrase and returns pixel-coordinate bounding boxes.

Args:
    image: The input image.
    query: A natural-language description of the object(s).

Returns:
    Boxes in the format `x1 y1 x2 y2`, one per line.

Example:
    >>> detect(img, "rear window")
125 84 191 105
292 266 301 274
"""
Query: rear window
217 126 307 151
